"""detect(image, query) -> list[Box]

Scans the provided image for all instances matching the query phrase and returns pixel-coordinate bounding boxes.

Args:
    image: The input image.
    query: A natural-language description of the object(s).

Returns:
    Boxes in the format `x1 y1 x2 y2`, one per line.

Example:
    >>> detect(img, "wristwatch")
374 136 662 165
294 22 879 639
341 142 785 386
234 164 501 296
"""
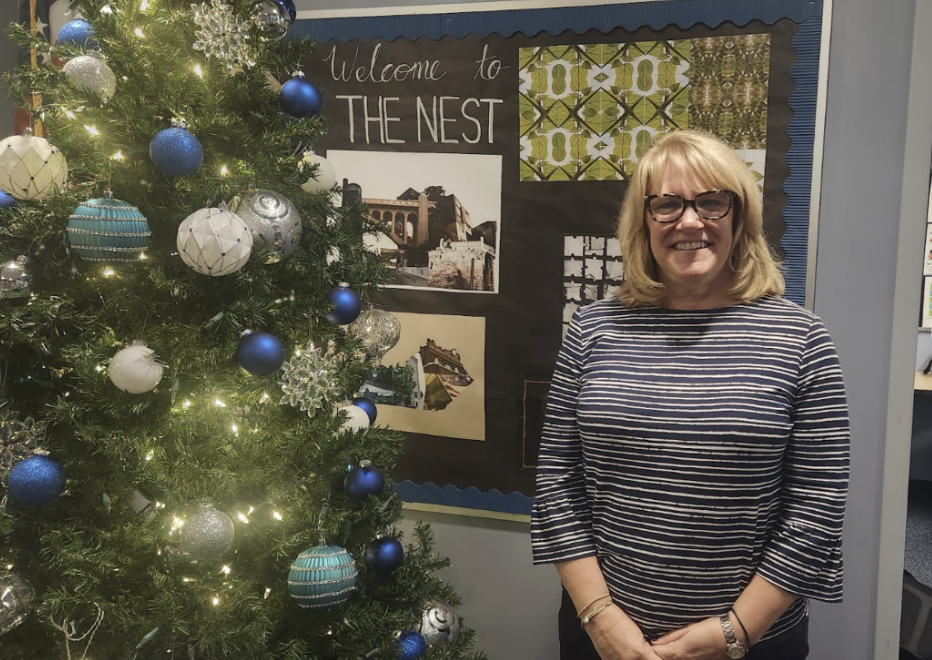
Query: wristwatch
719 614 748 659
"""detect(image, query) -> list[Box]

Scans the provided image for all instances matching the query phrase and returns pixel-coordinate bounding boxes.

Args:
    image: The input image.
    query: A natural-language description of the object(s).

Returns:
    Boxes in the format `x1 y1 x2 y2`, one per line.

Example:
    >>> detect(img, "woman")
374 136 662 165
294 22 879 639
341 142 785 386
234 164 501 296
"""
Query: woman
530 129 849 660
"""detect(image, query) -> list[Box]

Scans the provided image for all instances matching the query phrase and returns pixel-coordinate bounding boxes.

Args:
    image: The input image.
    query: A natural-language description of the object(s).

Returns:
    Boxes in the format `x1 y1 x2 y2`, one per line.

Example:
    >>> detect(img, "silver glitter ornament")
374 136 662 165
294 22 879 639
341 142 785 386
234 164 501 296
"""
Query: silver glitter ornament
418 599 460 647
232 189 301 263
348 308 401 359
280 342 343 416
251 0 290 40
179 503 234 562
62 52 116 102
0 256 29 301
0 572 36 637
192 0 256 75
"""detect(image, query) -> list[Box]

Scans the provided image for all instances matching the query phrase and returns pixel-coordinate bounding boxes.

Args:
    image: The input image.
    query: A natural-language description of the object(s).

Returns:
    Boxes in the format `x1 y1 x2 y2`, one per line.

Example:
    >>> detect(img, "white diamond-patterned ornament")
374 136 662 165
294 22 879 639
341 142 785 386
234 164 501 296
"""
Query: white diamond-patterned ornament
0 133 68 201
176 207 253 276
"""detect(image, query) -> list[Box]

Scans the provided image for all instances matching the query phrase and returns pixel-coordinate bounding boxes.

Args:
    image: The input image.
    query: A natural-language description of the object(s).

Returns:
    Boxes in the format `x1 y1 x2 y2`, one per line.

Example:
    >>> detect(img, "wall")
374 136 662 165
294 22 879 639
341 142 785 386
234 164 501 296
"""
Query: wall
0 2 20 132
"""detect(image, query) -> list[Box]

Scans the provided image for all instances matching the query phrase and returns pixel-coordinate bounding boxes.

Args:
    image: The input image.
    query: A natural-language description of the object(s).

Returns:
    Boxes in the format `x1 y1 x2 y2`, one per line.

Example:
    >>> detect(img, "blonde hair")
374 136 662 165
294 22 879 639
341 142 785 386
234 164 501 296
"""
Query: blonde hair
616 129 784 307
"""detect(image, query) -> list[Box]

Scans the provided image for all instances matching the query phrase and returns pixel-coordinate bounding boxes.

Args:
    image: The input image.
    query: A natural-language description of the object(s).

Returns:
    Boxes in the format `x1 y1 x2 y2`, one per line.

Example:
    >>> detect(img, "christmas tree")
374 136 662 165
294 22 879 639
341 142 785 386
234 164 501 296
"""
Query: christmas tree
0 1 483 658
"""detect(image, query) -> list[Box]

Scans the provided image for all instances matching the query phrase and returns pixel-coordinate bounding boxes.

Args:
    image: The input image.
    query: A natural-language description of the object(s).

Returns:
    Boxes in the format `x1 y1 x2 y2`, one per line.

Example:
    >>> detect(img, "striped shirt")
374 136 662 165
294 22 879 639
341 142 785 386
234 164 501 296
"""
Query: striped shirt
530 295 849 643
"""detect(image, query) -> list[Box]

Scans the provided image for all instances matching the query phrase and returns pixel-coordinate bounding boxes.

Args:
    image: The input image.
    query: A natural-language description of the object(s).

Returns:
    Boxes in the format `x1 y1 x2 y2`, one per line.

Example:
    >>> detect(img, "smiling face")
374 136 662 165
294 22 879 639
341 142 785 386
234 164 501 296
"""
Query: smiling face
647 167 736 309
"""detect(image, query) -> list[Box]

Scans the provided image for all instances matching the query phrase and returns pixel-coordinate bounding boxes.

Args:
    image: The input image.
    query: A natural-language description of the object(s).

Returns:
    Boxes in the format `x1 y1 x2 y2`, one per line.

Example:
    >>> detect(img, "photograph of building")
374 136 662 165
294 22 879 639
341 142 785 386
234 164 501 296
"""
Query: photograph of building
326 151 502 293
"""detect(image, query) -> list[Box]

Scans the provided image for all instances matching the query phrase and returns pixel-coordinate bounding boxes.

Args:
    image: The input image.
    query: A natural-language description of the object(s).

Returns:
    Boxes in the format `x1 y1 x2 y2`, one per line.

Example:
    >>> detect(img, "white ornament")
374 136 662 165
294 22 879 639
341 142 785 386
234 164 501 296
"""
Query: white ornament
300 150 337 193
337 403 371 433
63 53 116 102
176 207 253 276
0 133 68 201
109 341 164 394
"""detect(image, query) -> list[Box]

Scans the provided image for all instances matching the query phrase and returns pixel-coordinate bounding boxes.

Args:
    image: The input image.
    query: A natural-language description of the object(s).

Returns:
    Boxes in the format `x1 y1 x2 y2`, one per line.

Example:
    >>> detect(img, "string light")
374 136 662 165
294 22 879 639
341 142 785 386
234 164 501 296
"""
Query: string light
100 4 114 14
220 565 231 575
111 151 124 160
182 400 192 409
272 510 282 521
138 252 148 260
134 28 145 38
193 64 204 78
64 109 75 119
95 365 104 372
212 596 220 606
263 588 272 599
84 125 99 136
214 398 226 408
140 0 150 10
260 392 270 403
230 423 238 434
145 451 154 461
236 512 249 524
220 165 228 176
102 267 115 277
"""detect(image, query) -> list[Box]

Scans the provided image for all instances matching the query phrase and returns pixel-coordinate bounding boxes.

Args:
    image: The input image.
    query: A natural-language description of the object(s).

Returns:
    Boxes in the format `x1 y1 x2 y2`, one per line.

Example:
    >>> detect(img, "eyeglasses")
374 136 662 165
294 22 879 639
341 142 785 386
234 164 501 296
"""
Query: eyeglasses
644 190 735 224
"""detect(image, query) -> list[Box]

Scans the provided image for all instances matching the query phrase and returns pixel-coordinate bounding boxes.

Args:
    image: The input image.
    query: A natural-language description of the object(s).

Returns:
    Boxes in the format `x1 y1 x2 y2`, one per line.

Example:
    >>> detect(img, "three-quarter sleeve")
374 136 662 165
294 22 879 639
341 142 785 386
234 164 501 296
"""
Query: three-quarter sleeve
530 310 598 564
755 317 850 601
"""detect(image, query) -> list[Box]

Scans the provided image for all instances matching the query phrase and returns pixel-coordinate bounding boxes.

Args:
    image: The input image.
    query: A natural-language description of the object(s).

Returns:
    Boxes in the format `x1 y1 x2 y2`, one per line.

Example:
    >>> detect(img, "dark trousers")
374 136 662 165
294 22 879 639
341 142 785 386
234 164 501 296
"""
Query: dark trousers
558 589 809 660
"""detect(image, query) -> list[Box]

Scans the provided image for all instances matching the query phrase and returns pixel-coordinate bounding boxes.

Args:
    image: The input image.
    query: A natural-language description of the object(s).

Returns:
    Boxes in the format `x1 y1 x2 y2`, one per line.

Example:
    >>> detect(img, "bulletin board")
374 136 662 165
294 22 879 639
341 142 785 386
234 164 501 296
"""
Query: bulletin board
293 0 826 517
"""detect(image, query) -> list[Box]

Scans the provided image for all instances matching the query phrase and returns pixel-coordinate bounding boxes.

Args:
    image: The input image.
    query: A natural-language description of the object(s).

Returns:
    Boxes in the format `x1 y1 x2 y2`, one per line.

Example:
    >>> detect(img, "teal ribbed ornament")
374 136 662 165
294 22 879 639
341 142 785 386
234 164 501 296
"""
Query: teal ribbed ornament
67 194 150 261
287 544 357 609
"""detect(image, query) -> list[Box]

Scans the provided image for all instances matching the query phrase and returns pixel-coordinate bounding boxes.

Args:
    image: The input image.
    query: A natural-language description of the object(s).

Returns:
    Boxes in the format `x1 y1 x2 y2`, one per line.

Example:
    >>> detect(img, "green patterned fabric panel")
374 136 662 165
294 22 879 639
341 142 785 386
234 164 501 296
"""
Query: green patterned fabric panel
519 35 770 182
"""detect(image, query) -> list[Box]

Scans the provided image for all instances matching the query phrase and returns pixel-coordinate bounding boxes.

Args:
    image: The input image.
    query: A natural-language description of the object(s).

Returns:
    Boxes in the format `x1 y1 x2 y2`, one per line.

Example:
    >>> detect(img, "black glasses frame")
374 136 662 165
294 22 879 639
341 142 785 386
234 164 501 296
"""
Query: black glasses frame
644 190 735 224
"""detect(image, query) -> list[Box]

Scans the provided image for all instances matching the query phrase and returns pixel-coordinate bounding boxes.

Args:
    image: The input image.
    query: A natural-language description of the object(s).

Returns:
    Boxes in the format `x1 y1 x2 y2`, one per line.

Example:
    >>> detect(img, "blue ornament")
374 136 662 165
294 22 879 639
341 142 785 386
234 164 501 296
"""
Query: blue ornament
67 196 150 261
326 284 361 325
352 396 377 424
344 464 385 501
365 536 403 574
149 126 203 178
235 331 285 376
397 630 428 660
274 0 296 23
0 190 16 209
280 72 323 119
57 18 97 49
8 456 66 506
287 544 357 609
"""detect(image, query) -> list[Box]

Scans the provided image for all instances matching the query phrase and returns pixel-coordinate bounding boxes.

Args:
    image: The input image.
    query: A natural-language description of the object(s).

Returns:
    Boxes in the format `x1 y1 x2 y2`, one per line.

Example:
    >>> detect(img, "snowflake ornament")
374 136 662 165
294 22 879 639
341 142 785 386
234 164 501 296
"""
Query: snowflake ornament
191 0 256 75
280 342 343 416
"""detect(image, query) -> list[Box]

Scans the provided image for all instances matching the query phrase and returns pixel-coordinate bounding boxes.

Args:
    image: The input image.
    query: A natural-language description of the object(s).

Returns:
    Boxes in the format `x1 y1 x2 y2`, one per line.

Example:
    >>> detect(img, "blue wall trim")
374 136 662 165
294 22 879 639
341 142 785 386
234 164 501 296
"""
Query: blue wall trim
301 0 824 514
394 480 533 516
293 0 822 42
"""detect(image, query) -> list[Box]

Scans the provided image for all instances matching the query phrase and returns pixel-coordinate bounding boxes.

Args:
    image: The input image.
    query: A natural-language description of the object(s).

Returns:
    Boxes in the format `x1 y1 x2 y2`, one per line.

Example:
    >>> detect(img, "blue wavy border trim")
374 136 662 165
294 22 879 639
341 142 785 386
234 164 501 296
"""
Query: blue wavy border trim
393 480 533 516
782 15 820 306
292 0 821 42
303 0 824 513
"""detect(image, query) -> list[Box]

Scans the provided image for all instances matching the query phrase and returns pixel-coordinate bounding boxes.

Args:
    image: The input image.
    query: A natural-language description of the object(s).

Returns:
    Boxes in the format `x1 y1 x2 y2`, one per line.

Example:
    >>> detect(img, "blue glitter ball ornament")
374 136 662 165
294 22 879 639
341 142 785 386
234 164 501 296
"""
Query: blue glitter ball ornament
365 536 404 574
149 126 203 178
235 331 285 376
280 72 323 119
67 196 150 261
7 455 66 506
57 18 97 49
288 544 358 609
344 464 385 502
0 190 16 209
397 630 428 660
326 284 361 325
352 396 377 424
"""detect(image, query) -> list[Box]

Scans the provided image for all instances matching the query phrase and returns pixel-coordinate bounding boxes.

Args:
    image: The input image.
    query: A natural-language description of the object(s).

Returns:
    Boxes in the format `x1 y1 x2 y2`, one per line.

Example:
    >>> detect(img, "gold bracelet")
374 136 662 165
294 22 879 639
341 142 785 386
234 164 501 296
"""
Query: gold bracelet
580 601 613 628
576 594 612 620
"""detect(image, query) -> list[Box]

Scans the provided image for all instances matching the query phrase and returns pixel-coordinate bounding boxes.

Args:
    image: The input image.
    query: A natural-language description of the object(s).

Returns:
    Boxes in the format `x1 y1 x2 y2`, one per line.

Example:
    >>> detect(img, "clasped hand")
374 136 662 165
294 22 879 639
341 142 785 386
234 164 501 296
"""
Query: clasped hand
651 617 729 660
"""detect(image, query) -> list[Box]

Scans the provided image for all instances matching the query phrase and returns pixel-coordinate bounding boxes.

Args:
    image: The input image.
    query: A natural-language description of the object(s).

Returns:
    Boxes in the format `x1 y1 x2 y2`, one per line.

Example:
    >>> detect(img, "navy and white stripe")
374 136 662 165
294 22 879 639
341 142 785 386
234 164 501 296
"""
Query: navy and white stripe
531 295 849 643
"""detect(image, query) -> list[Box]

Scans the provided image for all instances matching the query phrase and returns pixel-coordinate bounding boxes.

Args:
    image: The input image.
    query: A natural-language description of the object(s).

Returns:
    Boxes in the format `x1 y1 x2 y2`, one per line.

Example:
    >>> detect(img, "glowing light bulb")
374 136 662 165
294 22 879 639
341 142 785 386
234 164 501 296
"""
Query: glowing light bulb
140 0 150 10
145 451 154 461
220 165 228 176
64 109 75 119
272 510 282 521
95 365 104 372
182 400 192 408
236 512 249 524
111 151 124 160
231 423 238 433
193 64 203 78
212 596 220 606
100 4 114 14
264 587 272 599
221 565 231 575
260 392 270 403
214 398 226 408
138 252 147 260
102 267 115 277
134 27 144 38
85 125 99 136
